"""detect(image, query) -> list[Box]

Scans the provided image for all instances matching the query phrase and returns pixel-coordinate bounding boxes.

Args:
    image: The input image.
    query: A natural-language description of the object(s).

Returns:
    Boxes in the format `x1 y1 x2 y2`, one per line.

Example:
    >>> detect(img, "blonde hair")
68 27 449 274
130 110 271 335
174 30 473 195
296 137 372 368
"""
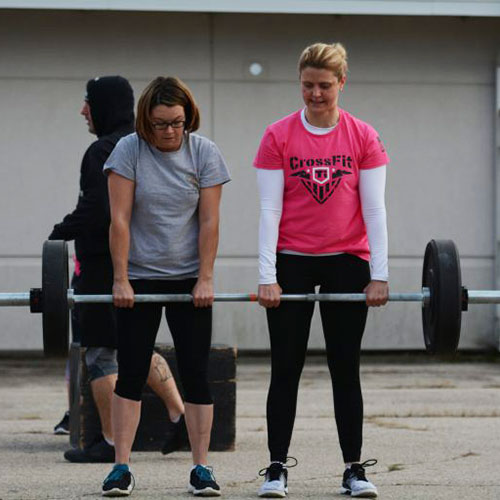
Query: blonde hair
136 76 200 145
298 43 348 80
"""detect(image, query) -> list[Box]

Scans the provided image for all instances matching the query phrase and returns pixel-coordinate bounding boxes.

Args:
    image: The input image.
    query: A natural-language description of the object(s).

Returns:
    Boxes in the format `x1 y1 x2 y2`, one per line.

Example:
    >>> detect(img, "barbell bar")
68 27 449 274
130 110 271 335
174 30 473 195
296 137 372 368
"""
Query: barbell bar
0 291 431 305
4 290 500 306
7 289 500 305
0 239 498 357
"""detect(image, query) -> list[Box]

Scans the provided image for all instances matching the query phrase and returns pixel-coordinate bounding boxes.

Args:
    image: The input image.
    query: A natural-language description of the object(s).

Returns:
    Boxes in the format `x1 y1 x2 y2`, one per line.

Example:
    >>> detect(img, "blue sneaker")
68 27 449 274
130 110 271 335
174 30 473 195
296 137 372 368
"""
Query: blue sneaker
188 465 221 496
102 464 135 497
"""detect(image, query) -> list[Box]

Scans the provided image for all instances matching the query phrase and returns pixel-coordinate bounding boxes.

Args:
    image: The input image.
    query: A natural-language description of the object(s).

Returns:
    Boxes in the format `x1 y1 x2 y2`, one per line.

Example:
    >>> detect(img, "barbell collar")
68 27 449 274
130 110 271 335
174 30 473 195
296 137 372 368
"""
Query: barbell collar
30 288 43 313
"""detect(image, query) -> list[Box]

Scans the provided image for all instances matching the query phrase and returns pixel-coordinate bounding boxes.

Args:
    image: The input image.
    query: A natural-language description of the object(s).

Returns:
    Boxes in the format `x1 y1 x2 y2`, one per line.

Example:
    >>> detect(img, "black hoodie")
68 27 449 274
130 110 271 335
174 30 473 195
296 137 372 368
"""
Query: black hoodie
48 76 135 260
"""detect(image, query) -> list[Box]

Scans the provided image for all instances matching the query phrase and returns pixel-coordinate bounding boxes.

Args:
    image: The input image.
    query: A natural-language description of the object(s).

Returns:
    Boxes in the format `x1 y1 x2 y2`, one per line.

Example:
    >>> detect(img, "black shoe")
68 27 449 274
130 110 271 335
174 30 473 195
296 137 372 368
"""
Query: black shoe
341 459 378 498
188 465 221 497
64 434 115 463
258 457 297 498
53 411 70 435
161 415 189 455
102 464 134 497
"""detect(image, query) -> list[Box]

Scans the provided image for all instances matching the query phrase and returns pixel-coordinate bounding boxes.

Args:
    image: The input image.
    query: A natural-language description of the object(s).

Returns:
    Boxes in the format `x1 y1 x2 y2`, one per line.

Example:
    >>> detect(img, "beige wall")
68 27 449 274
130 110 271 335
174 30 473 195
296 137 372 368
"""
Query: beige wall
0 10 499 351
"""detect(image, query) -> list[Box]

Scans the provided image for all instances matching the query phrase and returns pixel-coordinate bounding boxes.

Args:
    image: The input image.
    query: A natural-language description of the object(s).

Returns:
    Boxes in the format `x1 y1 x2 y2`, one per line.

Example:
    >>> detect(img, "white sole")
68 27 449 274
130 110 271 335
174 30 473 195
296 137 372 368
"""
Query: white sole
258 491 287 498
340 486 378 498
102 487 132 497
188 484 221 497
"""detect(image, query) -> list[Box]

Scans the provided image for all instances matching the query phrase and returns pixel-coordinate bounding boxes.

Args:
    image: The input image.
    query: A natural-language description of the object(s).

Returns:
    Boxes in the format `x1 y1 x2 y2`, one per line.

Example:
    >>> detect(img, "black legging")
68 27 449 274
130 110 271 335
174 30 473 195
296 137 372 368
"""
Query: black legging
114 278 213 404
78 256 117 348
266 253 370 463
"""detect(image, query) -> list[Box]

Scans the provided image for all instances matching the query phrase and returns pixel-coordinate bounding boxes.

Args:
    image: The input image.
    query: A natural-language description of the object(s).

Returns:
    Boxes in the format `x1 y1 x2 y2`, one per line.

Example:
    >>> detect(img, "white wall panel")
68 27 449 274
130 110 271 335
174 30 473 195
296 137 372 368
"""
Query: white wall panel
214 82 302 256
0 11 211 80
214 15 500 84
342 83 496 257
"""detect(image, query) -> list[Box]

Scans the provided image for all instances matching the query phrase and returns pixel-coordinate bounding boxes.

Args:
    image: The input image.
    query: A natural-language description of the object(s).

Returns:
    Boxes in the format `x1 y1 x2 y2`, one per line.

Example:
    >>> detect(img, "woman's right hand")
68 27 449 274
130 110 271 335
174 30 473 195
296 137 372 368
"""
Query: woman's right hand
112 279 135 308
258 283 282 308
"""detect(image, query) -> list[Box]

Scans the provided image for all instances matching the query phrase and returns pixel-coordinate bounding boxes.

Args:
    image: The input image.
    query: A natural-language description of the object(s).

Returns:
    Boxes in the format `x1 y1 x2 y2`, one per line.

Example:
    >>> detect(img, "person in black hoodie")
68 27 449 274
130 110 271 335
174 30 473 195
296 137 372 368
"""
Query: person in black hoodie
49 76 186 463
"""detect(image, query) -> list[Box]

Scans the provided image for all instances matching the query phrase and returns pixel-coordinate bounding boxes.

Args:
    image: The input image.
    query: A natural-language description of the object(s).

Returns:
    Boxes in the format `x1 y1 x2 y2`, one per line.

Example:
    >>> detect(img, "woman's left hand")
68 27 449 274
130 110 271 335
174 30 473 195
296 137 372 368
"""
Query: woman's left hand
192 278 215 308
363 280 389 307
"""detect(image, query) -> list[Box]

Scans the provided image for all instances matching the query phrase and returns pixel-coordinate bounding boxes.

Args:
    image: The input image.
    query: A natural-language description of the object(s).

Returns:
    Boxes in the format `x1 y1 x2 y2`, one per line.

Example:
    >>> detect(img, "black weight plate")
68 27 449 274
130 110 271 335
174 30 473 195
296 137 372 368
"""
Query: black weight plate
42 240 69 357
422 239 462 354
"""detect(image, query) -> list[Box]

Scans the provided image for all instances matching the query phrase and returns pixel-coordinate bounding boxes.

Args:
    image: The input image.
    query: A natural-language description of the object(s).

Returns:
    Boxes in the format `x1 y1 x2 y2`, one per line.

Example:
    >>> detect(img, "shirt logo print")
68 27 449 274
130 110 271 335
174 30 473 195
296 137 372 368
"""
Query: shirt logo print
289 155 352 204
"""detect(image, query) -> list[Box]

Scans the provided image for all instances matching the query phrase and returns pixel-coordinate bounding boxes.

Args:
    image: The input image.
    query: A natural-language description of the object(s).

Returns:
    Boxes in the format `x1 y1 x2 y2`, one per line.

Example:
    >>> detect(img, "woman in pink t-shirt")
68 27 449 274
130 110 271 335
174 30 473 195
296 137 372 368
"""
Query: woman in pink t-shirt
254 43 389 499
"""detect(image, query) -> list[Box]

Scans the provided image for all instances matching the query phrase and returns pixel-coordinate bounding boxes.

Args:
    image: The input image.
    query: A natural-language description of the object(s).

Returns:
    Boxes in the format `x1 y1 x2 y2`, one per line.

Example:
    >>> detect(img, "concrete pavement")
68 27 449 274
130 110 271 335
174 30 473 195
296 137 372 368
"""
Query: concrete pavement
0 355 499 499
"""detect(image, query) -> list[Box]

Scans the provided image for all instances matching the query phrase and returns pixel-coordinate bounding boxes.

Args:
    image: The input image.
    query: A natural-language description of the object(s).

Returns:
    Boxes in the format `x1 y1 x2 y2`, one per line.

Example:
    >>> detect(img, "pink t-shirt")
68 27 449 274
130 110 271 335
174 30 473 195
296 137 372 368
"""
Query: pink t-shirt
253 108 390 260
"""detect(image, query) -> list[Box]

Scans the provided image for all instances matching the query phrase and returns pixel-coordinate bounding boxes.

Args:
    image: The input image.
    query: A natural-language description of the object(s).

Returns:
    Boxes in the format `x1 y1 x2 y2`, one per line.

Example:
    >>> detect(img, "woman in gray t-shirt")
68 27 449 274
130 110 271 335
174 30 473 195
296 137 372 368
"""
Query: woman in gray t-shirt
102 76 230 497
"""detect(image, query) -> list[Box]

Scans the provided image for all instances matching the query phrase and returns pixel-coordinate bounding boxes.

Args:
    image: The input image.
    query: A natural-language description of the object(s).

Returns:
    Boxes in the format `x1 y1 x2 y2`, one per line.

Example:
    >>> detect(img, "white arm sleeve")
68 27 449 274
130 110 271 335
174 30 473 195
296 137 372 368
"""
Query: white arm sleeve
257 169 284 284
359 166 388 281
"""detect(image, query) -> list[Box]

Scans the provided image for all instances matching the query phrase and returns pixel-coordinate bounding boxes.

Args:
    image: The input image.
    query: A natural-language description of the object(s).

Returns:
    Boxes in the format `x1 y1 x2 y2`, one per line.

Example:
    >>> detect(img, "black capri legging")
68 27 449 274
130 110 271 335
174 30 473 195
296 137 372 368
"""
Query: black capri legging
114 278 213 404
266 253 371 464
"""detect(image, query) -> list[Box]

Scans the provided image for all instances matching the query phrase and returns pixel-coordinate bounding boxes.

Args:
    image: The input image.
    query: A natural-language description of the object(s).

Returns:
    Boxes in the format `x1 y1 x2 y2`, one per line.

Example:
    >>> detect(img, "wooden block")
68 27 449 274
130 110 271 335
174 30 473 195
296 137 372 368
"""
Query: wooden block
71 343 236 452
153 344 237 452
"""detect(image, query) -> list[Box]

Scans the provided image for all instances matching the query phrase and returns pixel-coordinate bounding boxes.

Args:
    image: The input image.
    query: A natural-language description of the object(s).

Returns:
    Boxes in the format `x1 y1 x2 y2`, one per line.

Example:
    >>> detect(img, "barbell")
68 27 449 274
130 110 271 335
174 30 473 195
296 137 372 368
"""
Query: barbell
0 239 498 357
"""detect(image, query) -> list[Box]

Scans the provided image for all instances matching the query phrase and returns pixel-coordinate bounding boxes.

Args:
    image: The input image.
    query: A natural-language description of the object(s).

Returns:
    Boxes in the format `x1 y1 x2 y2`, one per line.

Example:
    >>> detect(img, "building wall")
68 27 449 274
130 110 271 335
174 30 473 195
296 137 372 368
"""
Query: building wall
0 10 499 351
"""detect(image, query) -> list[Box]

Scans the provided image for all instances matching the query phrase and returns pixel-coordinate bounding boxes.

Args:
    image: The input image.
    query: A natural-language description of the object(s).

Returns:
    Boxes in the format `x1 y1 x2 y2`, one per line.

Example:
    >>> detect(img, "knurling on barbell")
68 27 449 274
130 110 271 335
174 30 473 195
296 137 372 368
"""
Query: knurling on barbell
0 239 472 357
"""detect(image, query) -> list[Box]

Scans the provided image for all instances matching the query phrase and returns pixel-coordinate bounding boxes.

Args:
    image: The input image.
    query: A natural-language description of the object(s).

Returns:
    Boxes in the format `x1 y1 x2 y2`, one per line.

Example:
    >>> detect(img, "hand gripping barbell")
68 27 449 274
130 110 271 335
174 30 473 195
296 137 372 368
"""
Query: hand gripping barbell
0 239 497 357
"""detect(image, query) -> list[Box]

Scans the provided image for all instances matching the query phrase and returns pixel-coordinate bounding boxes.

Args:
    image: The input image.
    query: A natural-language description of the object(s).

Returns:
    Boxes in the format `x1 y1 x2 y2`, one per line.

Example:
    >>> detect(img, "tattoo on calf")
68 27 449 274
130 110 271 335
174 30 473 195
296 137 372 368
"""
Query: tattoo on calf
153 355 173 382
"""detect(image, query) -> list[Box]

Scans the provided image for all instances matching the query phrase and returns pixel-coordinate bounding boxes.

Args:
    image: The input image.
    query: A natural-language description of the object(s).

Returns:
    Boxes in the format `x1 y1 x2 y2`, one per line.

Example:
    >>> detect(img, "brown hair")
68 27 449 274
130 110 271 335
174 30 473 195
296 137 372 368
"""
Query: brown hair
298 43 348 80
136 76 200 144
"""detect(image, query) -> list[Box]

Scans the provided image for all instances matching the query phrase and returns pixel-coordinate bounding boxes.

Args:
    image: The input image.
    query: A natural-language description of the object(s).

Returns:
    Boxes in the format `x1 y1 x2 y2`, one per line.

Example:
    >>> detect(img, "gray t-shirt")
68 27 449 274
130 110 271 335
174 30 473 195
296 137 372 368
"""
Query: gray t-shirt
104 132 231 279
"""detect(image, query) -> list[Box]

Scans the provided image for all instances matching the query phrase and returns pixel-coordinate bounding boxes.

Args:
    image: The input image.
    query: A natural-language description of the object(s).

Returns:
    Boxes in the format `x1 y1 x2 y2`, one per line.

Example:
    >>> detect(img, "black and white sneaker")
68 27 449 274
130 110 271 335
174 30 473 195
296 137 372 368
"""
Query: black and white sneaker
53 411 70 435
102 464 135 497
188 465 221 497
340 459 378 498
258 457 297 498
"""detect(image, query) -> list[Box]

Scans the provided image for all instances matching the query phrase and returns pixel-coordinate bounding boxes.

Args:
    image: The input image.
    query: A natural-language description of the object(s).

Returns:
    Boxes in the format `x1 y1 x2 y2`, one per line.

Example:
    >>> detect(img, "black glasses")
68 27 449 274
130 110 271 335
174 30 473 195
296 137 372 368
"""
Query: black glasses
151 120 186 130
